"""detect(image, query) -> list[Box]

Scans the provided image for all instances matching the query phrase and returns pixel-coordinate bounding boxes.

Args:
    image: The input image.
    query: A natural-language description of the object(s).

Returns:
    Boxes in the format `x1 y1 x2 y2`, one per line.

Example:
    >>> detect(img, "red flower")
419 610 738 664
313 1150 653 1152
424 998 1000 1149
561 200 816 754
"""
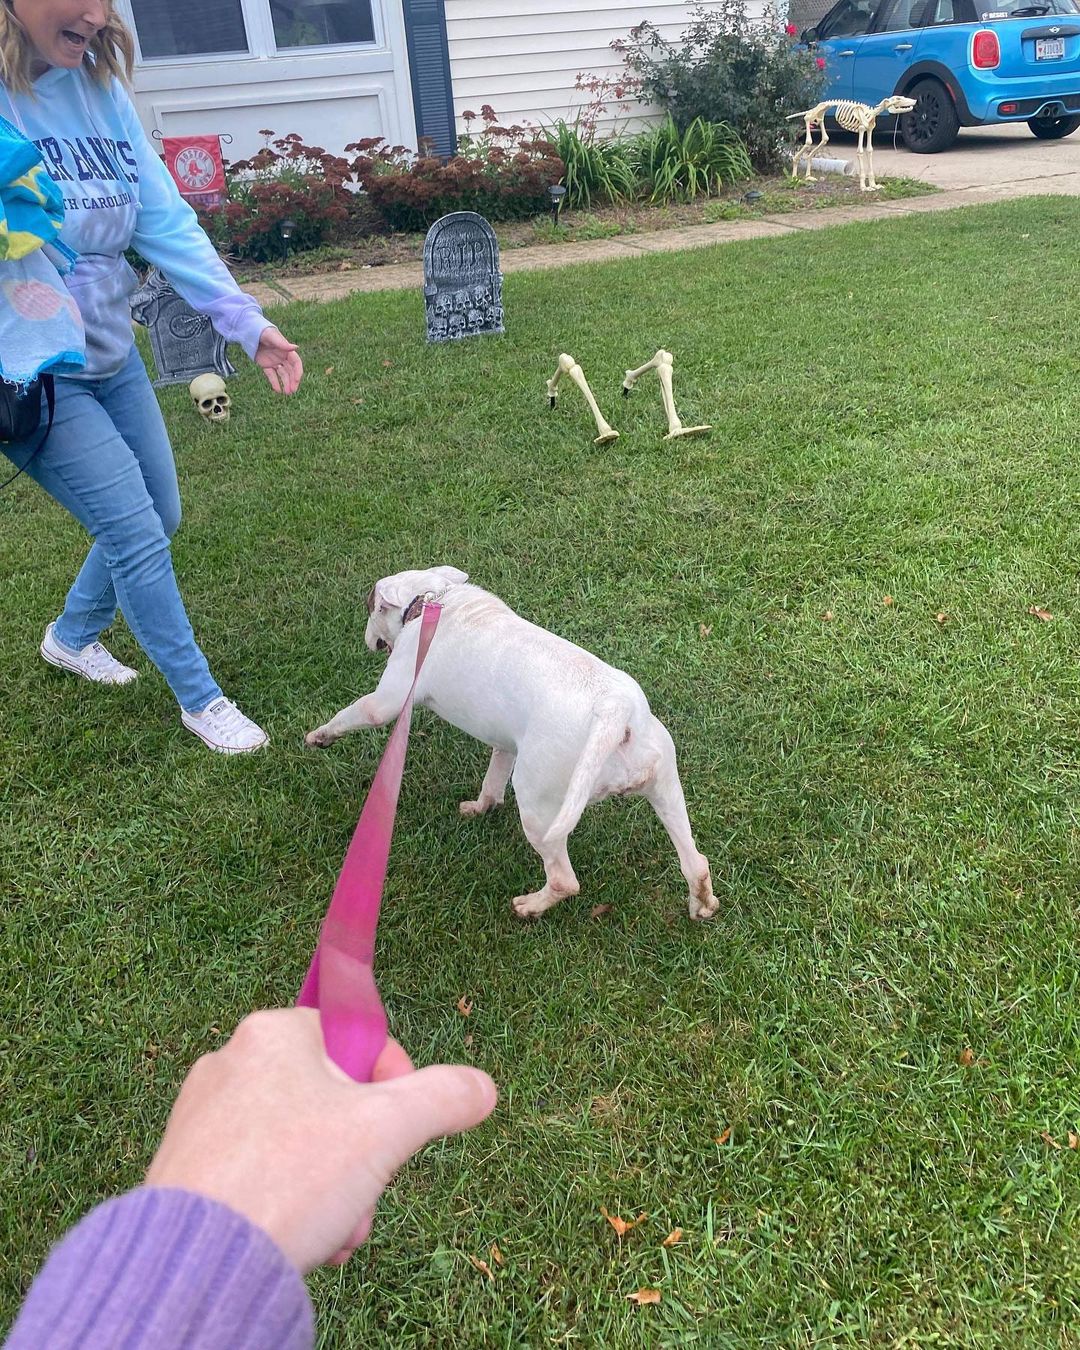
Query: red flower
785 22 798 34
816 56 826 68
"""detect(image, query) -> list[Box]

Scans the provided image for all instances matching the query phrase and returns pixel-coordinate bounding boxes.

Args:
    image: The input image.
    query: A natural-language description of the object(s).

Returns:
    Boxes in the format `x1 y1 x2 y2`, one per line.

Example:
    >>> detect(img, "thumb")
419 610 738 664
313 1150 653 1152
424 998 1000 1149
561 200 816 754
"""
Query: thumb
365 1065 497 1169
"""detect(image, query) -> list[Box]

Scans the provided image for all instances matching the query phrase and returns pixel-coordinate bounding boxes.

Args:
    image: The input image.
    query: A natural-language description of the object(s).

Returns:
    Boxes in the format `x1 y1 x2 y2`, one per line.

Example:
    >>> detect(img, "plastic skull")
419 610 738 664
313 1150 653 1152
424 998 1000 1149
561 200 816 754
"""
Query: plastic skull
189 373 231 424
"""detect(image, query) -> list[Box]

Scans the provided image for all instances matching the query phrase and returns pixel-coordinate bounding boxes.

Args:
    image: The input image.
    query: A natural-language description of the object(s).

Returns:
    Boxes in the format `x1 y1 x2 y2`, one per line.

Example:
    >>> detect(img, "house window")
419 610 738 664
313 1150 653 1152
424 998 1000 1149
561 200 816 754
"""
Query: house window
270 0 375 48
130 0 249 58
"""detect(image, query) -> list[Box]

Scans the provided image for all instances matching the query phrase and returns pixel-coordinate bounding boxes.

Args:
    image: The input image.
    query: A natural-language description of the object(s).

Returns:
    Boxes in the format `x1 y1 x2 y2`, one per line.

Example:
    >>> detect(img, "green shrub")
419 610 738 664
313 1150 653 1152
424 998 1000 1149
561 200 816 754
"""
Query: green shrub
615 0 827 173
546 119 639 209
633 115 752 203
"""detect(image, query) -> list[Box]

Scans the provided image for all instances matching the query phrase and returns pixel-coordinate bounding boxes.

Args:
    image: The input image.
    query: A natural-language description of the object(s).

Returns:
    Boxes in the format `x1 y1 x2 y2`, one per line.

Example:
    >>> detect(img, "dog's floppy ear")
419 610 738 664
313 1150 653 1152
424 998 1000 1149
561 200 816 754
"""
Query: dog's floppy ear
374 567 468 612
365 584 377 615
432 566 469 586
373 578 415 610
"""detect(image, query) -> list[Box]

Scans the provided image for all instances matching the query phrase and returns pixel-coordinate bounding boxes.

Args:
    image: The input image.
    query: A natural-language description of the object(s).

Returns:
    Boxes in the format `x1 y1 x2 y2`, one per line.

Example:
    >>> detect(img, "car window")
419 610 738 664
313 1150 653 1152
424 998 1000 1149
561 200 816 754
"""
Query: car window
817 0 876 38
879 0 926 31
977 0 1080 15
923 0 978 22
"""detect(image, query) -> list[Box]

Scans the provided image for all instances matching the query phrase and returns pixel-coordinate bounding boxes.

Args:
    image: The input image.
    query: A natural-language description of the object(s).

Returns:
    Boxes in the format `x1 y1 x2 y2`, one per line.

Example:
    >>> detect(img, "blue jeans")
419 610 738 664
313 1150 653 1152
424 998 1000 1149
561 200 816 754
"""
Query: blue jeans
2 347 222 712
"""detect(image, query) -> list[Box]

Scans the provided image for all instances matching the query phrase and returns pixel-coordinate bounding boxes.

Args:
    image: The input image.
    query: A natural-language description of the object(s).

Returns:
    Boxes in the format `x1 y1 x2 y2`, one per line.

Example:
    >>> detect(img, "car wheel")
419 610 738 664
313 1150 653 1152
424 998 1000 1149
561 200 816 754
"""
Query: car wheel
900 79 960 153
1028 113 1080 139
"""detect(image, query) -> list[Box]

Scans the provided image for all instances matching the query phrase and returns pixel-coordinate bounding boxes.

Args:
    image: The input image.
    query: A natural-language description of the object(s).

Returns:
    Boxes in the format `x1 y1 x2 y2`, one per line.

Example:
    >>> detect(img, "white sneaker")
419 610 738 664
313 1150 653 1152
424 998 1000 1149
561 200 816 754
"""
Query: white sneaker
181 697 269 754
40 622 138 685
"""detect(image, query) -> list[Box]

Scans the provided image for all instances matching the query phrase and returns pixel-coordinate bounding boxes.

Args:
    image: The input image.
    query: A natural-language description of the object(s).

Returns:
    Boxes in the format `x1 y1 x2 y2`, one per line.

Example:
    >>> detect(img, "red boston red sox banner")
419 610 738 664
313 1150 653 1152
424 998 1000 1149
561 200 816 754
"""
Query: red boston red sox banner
161 135 226 207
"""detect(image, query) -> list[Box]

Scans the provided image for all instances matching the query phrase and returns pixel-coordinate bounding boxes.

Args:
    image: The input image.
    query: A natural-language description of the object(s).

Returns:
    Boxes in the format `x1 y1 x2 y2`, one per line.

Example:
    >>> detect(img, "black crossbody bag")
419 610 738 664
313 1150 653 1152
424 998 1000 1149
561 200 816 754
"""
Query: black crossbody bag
0 373 55 490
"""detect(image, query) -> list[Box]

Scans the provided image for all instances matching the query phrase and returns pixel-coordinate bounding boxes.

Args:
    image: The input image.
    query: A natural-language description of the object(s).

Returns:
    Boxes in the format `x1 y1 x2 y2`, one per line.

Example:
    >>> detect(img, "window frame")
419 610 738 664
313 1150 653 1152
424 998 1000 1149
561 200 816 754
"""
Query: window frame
116 0 382 66
268 0 379 55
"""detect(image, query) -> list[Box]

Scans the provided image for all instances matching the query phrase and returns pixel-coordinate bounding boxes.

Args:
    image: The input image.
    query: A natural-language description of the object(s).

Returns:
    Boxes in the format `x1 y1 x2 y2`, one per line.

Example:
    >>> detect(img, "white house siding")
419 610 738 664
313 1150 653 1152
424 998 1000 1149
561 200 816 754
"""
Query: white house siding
444 0 766 138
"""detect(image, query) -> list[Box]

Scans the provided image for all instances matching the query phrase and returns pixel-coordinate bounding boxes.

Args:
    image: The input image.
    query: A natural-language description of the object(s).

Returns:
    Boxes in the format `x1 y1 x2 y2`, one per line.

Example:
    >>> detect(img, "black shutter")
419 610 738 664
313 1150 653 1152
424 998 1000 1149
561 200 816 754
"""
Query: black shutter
401 0 457 159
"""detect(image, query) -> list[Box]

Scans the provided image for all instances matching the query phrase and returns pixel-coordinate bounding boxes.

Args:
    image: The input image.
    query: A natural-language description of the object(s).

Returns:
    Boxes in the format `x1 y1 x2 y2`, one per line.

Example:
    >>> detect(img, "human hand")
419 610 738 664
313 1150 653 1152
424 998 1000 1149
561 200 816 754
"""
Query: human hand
144 1008 497 1272
255 326 304 395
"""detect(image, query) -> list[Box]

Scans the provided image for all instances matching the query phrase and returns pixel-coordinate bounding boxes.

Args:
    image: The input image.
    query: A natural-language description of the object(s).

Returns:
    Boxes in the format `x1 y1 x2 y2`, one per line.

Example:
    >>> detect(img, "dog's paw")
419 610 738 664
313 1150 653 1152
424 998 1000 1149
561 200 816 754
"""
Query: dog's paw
686 869 718 921
511 892 551 919
459 797 497 817
305 727 335 749
688 890 719 921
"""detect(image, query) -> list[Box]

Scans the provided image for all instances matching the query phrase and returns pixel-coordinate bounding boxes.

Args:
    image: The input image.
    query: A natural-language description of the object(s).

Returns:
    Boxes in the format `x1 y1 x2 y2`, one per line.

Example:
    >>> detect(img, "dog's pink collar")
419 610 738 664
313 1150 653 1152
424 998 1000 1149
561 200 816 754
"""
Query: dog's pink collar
297 601 441 1081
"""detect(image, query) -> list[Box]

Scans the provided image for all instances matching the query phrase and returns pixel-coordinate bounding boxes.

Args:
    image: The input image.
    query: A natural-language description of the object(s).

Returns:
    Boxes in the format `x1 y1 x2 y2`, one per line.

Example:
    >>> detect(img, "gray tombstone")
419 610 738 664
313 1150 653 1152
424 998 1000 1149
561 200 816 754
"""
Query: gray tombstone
129 267 235 388
423 211 504 343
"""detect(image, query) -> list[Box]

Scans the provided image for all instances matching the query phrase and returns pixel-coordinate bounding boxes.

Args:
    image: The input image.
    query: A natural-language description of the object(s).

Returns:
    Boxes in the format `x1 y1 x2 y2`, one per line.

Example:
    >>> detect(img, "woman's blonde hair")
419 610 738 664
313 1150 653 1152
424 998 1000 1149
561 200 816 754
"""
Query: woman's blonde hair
0 1 134 95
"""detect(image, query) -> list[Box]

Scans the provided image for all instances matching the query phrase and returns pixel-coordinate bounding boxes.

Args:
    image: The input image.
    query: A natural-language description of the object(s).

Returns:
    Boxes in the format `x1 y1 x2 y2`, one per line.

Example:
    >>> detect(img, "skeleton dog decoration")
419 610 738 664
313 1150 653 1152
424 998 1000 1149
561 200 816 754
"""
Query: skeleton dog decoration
788 95 916 192
622 350 711 440
546 353 619 445
189 373 231 424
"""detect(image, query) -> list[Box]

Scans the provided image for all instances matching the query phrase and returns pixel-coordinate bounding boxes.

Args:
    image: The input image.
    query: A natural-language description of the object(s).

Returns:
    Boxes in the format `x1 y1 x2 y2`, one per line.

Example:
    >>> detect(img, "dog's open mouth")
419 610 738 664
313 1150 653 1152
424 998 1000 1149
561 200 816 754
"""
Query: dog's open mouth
377 639 391 653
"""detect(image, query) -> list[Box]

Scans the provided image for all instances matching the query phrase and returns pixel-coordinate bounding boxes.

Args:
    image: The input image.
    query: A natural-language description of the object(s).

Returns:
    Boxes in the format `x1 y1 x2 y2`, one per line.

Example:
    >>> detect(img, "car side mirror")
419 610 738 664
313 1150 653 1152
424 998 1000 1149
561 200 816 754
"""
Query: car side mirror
802 26 819 41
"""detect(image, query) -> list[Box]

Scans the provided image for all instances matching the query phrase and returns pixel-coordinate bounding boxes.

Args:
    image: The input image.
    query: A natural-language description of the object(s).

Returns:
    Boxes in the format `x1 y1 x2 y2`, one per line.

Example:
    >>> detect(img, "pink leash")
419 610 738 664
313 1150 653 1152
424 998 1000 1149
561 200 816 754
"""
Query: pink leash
297 602 441 1081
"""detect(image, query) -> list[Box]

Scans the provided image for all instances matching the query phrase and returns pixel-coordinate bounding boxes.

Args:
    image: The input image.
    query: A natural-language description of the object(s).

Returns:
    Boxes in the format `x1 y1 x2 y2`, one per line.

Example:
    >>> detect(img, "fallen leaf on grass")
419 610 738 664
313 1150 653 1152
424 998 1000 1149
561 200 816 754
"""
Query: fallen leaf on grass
715 1127 732 1146
590 903 612 919
1028 605 1053 622
661 1228 683 1247
601 1207 647 1237
626 1289 661 1306
699 623 713 638
351 398 365 405
381 358 393 368
935 612 949 625
463 1033 474 1048
822 611 833 622
490 1242 505 1267
882 595 894 607
324 365 334 376
456 996 473 1017
959 1047 974 1067
1069 1132 1079 1150
468 1254 495 1279
1041 1131 1062 1150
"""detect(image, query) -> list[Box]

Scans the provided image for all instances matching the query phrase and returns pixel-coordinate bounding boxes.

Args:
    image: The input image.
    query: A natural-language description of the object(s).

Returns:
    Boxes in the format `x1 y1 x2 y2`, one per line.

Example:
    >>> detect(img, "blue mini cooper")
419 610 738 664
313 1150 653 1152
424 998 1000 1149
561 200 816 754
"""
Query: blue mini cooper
802 0 1080 150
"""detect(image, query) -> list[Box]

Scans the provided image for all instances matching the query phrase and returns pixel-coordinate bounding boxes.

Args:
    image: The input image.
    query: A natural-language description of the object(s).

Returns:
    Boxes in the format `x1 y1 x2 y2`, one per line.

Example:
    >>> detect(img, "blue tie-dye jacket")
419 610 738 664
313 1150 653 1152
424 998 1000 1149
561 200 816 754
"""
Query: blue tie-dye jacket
0 113 84 388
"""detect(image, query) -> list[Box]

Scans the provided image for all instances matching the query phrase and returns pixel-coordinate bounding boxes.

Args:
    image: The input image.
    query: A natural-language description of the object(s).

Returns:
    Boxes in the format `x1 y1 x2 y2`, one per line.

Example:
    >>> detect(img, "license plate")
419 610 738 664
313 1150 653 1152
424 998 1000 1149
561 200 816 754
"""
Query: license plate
1036 36 1065 59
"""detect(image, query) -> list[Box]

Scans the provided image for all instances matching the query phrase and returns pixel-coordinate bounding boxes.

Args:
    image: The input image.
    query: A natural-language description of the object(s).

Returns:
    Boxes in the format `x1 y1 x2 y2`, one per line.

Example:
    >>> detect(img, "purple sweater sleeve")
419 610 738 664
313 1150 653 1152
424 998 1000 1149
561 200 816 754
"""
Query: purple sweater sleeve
4 1188 313 1349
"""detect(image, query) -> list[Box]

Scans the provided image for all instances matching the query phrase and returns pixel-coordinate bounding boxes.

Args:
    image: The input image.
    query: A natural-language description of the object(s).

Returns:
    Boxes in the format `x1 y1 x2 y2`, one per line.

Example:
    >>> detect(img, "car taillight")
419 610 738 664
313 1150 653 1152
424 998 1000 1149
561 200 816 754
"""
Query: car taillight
972 29 1000 68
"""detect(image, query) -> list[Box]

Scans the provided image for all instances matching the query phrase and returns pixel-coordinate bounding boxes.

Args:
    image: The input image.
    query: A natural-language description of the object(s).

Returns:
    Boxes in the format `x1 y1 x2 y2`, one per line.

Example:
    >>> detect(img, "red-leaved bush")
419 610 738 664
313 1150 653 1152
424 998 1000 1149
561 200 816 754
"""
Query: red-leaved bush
350 113 564 232
200 119 565 258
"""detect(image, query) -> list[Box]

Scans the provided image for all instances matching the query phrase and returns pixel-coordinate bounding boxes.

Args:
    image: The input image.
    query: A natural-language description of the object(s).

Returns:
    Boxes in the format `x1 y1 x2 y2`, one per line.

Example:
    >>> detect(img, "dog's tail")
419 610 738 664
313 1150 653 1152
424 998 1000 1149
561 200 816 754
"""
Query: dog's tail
543 697 633 843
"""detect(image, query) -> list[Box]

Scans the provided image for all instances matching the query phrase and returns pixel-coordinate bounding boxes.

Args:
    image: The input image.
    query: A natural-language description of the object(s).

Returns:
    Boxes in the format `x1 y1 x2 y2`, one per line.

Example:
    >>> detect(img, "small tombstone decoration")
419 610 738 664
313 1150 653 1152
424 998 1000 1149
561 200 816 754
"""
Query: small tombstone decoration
423 211 504 343
129 267 235 388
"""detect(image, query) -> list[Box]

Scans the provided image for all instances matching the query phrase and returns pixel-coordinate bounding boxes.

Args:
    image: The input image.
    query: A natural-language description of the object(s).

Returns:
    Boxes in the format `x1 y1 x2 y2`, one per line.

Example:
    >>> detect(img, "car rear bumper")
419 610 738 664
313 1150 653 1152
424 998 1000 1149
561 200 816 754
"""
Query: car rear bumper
963 73 1080 122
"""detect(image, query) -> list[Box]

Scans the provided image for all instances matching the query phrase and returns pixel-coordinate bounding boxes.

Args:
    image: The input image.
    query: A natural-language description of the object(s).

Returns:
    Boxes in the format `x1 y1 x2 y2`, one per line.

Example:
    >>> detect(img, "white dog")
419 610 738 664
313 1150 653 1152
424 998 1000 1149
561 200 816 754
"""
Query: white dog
306 566 717 921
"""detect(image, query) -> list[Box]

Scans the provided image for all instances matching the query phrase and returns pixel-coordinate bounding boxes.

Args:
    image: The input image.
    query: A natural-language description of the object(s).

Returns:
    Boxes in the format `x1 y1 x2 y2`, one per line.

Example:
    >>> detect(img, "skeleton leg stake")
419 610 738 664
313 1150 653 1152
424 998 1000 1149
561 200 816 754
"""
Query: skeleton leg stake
622 349 710 440
546 353 619 445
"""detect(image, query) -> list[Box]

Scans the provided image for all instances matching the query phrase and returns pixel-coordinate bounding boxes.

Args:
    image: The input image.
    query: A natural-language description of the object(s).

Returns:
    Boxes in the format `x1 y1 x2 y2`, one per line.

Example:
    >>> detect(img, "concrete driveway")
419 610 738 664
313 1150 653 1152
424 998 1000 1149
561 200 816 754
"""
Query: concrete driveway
852 121 1080 191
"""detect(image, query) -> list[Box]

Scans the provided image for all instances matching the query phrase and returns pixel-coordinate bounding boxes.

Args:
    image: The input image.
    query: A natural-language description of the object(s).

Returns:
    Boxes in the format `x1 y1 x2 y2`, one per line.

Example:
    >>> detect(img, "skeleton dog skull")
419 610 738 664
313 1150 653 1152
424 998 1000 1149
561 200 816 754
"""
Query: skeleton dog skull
189 373 231 424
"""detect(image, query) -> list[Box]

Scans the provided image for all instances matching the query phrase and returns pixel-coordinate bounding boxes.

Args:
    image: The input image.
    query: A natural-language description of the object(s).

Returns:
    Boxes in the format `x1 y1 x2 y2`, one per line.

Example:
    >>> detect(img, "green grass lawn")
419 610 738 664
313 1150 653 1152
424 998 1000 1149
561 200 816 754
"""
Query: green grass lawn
3 196 1080 1347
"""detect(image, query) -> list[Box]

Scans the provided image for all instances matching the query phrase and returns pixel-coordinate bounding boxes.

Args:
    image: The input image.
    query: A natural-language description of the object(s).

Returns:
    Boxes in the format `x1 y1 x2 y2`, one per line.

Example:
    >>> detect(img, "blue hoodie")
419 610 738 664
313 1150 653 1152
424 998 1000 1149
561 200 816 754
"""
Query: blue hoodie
1 67 270 379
